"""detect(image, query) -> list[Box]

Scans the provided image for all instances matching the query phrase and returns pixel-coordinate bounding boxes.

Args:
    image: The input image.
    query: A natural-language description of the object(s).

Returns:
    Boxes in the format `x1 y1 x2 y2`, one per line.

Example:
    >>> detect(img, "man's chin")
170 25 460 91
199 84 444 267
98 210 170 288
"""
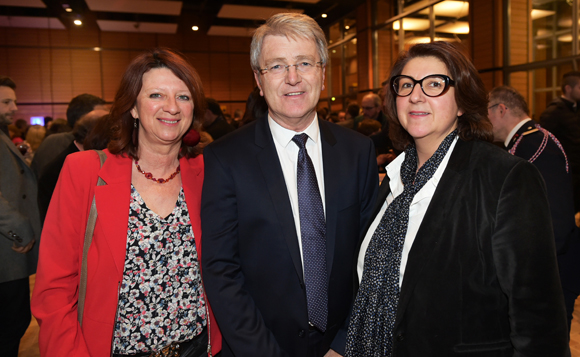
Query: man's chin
0 116 13 126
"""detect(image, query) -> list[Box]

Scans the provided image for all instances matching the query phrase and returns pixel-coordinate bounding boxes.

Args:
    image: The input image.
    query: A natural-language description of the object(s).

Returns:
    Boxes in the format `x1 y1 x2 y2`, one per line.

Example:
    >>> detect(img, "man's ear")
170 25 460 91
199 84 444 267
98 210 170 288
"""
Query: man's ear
253 71 264 96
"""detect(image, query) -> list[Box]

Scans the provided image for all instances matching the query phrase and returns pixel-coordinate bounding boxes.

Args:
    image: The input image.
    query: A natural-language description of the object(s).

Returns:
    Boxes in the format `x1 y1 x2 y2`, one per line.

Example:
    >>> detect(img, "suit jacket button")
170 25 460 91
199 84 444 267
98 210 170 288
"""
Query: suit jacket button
396 333 404 341
298 330 305 338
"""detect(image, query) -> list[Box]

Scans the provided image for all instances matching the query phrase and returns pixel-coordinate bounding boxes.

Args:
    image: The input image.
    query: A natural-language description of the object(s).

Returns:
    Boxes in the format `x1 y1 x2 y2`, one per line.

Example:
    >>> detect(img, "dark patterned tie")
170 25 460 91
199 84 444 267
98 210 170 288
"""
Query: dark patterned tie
292 133 328 332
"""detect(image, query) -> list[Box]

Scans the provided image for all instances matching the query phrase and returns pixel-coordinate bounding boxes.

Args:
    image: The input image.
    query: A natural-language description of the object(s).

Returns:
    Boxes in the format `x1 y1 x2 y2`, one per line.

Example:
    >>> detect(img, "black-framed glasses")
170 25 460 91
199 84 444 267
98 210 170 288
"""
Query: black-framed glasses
391 74 455 97
259 61 323 76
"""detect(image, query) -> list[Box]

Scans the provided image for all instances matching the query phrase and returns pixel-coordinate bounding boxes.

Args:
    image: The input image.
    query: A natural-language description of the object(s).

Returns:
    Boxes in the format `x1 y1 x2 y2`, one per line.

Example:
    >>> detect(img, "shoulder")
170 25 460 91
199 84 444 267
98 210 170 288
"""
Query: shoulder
460 140 531 175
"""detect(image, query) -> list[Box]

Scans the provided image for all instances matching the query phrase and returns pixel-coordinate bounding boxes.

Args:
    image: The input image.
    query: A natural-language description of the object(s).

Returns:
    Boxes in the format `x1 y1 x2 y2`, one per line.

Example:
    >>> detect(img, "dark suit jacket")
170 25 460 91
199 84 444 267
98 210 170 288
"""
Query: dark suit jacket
37 141 79 226
507 120 578 254
0 129 41 283
540 97 580 211
201 116 378 357
362 139 568 356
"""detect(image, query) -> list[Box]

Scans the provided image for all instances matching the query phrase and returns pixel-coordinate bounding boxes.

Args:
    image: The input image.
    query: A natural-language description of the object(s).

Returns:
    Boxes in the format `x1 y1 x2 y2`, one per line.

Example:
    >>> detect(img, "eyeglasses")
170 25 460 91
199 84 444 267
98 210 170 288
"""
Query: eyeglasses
391 74 455 97
259 61 323 76
488 103 501 110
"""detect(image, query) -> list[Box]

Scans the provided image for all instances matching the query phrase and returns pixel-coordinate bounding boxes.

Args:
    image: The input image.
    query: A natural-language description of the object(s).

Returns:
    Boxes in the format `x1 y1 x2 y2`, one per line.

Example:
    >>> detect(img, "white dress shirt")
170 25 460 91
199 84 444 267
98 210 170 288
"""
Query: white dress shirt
268 114 325 267
357 137 458 287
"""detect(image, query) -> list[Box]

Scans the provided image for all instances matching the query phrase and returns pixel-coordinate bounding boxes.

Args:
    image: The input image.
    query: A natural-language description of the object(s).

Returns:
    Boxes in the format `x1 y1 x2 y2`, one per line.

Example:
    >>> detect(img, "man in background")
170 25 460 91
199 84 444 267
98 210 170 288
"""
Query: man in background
540 71 580 213
0 76 41 356
202 97 235 140
489 85 580 330
31 93 106 178
352 93 387 130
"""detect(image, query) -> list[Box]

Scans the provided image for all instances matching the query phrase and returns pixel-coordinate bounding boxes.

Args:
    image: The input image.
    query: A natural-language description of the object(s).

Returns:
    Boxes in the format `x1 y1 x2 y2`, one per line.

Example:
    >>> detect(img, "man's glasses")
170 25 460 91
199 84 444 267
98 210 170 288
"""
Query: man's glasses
259 61 323 76
391 74 455 97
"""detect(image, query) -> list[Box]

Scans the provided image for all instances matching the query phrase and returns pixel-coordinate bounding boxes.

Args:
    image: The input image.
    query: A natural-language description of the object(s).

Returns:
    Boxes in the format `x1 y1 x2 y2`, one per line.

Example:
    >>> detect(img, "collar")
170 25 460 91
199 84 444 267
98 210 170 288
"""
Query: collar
268 114 320 148
386 136 459 198
504 118 532 147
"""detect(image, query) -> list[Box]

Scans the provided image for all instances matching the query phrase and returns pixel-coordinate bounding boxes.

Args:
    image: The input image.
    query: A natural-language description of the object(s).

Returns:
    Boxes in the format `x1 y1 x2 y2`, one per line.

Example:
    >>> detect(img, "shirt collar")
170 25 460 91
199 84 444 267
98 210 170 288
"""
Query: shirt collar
268 114 320 148
386 136 458 198
504 118 531 147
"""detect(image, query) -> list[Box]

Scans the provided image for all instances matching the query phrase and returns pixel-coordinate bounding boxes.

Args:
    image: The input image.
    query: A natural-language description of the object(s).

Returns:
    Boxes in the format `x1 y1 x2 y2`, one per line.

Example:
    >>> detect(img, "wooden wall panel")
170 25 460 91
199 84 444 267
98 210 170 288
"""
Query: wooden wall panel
6 48 43 102
128 33 157 50
471 0 495 70
47 29 70 47
209 37 229 52
38 49 53 103
50 49 73 103
208 53 230 100
510 0 529 66
71 50 102 98
182 33 210 52
1 26 256 119
228 53 253 102
5 28 40 47
70 28 100 47
101 51 131 102
101 32 130 49
157 33 183 50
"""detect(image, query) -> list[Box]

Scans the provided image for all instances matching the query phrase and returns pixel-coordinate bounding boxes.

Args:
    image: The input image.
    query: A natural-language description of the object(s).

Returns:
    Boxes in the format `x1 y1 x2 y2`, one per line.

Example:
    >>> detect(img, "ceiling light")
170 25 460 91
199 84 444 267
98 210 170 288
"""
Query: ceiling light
74 19 82 26
93 47 101 51
65 8 73 13
192 26 199 31
345 25 350 30
419 1 469 18
531 9 555 20
322 14 327 18
331 97 336 101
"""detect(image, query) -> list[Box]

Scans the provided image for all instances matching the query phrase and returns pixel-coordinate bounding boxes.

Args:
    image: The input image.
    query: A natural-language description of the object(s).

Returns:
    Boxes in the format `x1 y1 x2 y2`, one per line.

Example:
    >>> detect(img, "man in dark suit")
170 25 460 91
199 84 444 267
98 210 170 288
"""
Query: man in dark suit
0 76 42 357
201 13 378 357
488 85 580 330
540 71 580 212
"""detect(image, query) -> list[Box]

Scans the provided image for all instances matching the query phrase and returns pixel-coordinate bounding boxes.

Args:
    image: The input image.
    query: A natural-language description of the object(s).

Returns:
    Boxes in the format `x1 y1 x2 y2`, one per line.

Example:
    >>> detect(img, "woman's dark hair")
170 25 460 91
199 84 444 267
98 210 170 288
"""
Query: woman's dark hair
385 41 493 150
108 47 206 159
241 87 268 126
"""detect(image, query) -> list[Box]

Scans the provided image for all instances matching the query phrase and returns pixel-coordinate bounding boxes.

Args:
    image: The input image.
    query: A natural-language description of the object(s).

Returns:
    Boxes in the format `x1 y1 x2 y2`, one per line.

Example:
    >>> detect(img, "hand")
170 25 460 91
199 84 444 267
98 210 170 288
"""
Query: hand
324 349 343 357
12 239 35 254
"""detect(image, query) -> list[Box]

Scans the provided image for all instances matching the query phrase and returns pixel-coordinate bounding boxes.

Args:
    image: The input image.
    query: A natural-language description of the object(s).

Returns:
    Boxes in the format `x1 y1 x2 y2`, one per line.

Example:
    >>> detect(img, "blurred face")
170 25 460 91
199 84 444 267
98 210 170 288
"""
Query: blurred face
568 80 580 102
0 86 18 126
396 56 463 149
131 67 193 151
361 96 380 120
254 35 325 131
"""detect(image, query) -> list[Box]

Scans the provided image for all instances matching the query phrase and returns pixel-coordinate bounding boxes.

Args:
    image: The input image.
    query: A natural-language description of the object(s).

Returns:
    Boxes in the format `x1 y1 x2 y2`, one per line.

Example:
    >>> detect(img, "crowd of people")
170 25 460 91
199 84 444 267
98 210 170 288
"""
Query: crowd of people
0 11 579 357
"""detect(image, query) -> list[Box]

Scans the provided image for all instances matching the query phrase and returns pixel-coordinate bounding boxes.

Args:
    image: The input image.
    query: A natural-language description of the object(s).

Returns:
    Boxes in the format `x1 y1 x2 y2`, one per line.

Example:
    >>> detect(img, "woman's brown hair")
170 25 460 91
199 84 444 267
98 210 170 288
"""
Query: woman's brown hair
108 48 206 159
385 41 493 150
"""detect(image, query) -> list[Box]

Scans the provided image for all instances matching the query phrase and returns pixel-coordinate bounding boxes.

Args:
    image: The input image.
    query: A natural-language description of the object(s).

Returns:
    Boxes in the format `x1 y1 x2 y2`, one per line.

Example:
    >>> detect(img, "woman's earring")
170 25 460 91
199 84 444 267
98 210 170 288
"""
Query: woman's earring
134 117 138 128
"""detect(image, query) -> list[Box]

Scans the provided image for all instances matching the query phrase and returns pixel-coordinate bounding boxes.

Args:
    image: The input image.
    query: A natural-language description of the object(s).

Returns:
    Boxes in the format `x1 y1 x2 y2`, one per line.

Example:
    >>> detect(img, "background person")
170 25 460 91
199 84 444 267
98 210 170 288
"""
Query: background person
31 48 221 357
0 75 41 357
345 41 568 356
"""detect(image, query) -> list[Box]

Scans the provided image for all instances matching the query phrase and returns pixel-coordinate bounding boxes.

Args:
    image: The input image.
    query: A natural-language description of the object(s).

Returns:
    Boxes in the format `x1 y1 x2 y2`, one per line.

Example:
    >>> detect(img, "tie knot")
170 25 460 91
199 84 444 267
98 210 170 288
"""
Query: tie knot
292 133 309 150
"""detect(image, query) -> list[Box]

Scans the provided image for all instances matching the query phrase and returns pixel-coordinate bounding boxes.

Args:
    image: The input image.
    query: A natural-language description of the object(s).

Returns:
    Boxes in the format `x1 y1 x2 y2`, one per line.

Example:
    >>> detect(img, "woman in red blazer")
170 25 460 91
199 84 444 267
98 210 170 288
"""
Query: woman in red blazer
31 48 221 357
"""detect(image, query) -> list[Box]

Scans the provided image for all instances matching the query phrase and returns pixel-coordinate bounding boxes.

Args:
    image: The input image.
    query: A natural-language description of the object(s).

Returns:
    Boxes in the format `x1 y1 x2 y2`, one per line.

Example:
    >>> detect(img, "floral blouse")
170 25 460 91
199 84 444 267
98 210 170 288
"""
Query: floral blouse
112 186 207 354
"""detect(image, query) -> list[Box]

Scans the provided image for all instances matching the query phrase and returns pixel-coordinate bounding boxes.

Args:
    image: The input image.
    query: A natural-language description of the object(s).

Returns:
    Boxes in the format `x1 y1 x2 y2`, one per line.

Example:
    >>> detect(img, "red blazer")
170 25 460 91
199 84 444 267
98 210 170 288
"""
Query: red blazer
31 150 221 357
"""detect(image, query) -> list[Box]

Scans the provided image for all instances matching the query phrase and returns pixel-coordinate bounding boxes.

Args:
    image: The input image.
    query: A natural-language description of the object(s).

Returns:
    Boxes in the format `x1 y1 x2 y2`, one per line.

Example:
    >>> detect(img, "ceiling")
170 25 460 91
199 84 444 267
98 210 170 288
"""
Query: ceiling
0 0 365 37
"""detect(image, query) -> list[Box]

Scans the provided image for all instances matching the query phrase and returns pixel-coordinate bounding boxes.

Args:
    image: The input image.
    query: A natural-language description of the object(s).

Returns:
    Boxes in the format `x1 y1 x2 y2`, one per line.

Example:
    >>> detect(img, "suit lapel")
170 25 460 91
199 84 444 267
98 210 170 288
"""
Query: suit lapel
255 117 305 282
94 152 132 275
319 120 339 278
393 139 472 330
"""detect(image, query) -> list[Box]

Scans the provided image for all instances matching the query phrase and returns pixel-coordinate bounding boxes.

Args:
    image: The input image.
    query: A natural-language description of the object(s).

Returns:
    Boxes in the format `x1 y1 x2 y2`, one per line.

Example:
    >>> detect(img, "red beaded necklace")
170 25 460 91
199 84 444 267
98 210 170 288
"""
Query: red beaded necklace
134 161 181 184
